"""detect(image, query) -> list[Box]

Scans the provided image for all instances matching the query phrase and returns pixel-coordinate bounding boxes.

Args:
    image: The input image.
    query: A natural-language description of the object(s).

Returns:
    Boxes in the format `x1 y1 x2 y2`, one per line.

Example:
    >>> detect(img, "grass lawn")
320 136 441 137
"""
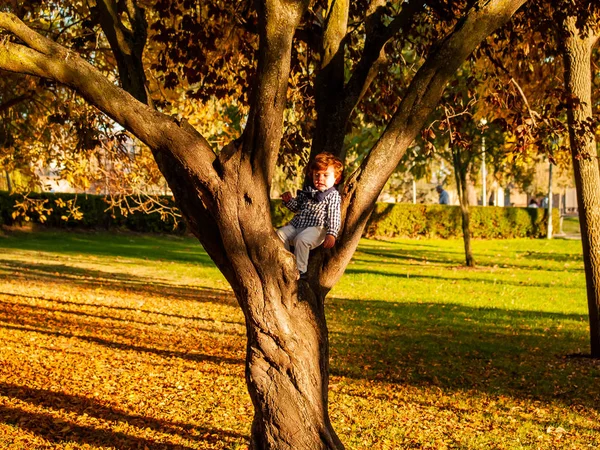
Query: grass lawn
0 229 598 449
561 216 581 236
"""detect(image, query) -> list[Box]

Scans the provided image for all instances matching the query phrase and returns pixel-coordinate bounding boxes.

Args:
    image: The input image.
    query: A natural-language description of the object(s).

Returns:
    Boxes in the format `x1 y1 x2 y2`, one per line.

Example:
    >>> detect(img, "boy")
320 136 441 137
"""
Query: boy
277 152 343 279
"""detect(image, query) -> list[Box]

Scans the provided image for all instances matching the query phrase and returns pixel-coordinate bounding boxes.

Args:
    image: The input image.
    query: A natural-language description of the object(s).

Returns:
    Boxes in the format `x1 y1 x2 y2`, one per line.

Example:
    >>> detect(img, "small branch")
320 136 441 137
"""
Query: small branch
0 93 33 113
510 77 541 127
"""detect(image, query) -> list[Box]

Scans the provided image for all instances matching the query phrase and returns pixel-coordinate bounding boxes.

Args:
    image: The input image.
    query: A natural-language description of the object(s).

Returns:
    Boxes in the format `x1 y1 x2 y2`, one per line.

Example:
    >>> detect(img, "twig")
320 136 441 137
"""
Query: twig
510 77 541 127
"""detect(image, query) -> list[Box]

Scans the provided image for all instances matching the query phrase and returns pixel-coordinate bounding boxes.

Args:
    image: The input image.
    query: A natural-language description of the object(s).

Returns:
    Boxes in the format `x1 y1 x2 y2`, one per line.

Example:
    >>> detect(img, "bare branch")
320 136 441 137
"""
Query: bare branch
91 0 151 104
510 77 541 127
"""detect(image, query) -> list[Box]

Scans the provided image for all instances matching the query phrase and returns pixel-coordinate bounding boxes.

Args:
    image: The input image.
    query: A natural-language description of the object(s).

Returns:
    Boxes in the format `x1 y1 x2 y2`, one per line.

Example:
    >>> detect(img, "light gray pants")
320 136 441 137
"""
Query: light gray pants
276 225 327 273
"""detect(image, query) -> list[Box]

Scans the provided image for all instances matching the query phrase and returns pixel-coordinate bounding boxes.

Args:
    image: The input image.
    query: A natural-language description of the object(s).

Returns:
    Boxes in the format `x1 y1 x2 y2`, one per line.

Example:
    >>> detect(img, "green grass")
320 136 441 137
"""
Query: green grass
561 216 581 235
0 229 598 449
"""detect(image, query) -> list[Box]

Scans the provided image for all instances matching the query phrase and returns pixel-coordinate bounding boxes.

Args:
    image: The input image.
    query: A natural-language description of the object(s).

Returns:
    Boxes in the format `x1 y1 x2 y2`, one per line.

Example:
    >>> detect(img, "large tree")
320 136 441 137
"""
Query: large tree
0 0 528 448
558 4 600 357
481 0 600 357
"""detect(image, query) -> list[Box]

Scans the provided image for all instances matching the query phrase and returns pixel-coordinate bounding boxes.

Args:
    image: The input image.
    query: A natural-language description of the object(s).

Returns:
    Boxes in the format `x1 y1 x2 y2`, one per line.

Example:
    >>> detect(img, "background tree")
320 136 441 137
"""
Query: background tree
557 3 600 357
478 0 600 357
0 0 529 448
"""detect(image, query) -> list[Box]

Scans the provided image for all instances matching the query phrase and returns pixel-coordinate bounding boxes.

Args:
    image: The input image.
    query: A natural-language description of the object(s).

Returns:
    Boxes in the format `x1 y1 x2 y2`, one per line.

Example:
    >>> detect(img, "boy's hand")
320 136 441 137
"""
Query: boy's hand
281 191 292 203
323 234 336 249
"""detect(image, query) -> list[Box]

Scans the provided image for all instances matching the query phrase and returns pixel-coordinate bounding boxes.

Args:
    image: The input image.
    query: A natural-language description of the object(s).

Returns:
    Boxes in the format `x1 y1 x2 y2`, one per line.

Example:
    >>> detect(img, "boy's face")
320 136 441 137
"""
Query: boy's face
313 166 337 192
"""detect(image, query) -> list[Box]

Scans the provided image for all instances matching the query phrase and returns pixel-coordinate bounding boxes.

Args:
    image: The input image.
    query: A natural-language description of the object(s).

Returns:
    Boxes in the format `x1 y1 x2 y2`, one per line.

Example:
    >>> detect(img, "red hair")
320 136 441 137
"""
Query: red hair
307 153 344 185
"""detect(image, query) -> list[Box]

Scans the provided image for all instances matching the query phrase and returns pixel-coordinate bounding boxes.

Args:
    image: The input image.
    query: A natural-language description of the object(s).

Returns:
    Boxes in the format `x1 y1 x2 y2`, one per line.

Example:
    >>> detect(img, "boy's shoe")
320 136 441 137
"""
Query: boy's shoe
299 271 308 280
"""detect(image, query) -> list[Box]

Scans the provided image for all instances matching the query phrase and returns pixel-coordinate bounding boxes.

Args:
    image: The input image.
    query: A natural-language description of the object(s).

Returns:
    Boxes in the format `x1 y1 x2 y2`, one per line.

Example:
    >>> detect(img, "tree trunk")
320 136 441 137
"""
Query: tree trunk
245 283 343 449
167 150 344 449
453 149 475 267
561 15 600 357
4 170 11 193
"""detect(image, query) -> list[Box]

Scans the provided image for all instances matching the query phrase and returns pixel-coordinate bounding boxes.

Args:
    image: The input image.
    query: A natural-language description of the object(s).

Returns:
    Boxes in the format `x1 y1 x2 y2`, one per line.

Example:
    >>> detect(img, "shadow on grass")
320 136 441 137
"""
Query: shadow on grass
0 383 247 449
0 322 243 366
0 291 241 326
343 267 581 289
354 245 584 273
0 258 238 307
328 296 599 411
0 229 214 266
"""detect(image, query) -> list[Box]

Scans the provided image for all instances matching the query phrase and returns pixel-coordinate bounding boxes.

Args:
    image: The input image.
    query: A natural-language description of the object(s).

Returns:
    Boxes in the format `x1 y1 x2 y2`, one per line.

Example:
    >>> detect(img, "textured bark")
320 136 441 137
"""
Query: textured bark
561 15 600 357
91 0 151 105
188 153 343 449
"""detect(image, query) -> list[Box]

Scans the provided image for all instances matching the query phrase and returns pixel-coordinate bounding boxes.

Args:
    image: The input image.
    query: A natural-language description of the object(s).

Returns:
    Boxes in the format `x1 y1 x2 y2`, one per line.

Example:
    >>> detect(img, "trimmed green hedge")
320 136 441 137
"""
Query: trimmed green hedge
1 192 558 239
365 203 559 239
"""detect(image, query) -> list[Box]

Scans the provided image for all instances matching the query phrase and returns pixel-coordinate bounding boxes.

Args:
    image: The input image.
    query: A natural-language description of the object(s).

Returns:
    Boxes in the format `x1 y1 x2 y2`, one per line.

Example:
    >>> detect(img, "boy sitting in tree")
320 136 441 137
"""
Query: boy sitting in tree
277 152 343 279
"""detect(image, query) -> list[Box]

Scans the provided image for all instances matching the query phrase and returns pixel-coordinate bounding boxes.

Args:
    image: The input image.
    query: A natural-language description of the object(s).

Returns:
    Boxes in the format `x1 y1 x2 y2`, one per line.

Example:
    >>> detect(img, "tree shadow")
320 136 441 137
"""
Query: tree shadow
0 322 244 366
0 383 247 449
0 291 242 326
354 245 584 273
0 229 215 266
0 258 238 307
0 284 245 366
343 267 580 289
328 297 598 412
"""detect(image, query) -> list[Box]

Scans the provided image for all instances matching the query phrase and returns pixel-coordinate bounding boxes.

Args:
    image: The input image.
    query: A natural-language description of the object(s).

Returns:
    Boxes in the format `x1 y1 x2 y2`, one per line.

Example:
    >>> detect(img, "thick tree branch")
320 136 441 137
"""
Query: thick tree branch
0 12 218 191
91 0 151 105
344 0 427 113
323 0 529 287
241 0 310 190
311 0 349 159
322 0 349 68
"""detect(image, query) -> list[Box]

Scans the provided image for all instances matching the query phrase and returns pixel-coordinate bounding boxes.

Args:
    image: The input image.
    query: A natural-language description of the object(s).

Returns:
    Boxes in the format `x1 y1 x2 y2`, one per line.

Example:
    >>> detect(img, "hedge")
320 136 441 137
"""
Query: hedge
0 192 185 234
1 192 558 239
364 203 559 239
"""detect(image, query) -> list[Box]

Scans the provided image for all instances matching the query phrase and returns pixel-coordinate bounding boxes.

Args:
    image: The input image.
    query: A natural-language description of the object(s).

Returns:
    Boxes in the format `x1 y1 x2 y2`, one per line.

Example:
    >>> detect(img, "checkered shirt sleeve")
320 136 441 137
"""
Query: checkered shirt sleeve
283 190 342 237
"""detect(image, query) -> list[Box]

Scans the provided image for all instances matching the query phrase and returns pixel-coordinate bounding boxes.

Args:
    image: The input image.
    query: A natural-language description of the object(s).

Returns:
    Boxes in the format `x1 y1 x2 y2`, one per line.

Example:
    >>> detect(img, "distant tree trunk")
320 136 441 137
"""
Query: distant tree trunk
452 146 475 267
561 15 600 357
4 170 11 193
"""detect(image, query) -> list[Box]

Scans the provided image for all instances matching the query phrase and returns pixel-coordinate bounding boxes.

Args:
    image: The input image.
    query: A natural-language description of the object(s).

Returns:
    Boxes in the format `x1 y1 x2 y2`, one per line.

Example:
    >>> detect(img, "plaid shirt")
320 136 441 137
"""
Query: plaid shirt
283 187 342 237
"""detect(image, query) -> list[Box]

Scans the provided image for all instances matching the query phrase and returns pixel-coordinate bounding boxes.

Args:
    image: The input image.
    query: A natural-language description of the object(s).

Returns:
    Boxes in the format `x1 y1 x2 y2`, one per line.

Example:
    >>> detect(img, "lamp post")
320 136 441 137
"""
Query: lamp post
480 118 487 206
547 161 553 239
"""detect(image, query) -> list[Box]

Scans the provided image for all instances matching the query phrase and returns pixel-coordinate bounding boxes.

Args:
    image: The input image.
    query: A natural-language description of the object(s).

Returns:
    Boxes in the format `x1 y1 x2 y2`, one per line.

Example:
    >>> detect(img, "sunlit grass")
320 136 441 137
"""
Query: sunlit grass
0 229 598 449
561 216 581 236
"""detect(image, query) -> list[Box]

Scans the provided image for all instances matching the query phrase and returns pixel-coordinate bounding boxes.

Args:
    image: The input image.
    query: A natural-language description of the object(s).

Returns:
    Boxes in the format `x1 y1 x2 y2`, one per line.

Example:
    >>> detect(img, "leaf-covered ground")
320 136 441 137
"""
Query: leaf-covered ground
0 230 598 449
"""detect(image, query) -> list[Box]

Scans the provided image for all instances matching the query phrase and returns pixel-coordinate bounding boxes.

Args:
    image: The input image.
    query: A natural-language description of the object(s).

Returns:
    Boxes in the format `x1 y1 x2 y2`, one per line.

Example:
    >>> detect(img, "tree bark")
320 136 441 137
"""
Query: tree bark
452 147 475 267
561 15 600 357
91 0 151 105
